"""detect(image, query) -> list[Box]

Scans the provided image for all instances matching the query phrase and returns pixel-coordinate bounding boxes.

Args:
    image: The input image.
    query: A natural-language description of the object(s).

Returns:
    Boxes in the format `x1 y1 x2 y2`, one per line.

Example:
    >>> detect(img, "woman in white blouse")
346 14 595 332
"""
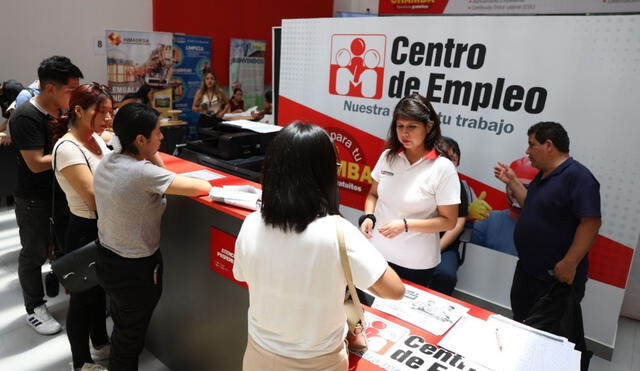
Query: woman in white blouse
51 83 114 371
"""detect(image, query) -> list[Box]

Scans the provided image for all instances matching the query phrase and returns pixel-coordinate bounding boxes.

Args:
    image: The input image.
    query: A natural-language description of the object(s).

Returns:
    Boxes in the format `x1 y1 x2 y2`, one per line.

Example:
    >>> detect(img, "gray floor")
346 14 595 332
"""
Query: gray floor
0 206 638 371
0 207 169 371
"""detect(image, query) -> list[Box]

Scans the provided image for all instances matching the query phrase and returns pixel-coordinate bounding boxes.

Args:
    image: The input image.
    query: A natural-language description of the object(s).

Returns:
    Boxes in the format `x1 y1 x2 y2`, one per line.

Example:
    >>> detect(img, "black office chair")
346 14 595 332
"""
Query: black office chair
458 226 473 266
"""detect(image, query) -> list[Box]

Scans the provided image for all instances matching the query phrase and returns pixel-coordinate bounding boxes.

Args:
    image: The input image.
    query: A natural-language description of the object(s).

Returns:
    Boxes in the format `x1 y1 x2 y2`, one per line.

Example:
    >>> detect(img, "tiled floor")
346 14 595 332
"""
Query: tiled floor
0 206 638 371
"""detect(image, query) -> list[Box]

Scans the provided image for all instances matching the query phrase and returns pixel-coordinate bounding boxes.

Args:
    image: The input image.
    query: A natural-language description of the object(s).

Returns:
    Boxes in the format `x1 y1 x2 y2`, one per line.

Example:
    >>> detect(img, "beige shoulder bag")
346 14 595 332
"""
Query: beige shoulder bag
335 216 368 353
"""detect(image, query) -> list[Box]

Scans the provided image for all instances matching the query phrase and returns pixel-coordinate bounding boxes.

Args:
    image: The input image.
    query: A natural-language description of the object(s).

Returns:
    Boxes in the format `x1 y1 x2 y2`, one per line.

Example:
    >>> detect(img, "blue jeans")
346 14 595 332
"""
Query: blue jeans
429 248 459 296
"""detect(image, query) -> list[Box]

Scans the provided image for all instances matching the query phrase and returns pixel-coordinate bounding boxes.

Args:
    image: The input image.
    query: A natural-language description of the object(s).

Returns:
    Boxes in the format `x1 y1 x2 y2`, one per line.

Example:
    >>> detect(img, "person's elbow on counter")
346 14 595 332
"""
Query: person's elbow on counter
369 266 405 300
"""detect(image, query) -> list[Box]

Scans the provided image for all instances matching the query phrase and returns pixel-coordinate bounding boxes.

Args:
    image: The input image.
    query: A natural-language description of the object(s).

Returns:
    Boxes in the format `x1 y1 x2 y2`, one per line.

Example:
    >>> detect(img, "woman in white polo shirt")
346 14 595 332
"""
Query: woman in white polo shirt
234 122 404 370
360 93 460 287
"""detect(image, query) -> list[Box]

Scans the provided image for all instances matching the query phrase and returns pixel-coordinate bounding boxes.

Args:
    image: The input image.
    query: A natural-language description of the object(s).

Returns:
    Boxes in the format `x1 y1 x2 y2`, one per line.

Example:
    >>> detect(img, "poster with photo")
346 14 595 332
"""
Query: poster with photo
229 38 266 109
173 34 212 138
105 30 173 102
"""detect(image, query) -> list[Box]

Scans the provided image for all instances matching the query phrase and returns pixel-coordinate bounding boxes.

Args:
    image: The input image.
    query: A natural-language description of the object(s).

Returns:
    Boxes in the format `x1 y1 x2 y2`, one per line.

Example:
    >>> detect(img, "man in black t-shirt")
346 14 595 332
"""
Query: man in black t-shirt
10 56 83 335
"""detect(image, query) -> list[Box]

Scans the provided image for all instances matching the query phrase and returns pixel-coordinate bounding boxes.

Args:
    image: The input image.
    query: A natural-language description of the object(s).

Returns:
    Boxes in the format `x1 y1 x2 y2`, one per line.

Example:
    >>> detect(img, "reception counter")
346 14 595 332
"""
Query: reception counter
147 153 495 371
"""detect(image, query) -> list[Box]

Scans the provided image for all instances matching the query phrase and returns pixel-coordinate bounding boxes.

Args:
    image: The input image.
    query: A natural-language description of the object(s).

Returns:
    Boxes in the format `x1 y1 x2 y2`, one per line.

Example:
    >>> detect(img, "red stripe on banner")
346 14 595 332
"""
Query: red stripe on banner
279 96 386 211
459 173 634 289
378 0 450 15
589 235 634 289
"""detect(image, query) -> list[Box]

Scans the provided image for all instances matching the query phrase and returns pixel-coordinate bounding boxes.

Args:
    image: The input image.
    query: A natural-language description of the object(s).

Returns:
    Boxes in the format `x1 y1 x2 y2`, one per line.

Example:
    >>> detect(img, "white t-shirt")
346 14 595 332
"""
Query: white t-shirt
370 149 460 270
94 153 176 258
53 134 110 219
233 213 388 359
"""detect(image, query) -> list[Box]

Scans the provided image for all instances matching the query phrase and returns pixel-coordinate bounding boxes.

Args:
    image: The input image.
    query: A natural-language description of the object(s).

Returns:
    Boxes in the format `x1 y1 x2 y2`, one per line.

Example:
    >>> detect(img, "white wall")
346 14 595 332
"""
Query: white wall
333 0 378 16
0 0 152 86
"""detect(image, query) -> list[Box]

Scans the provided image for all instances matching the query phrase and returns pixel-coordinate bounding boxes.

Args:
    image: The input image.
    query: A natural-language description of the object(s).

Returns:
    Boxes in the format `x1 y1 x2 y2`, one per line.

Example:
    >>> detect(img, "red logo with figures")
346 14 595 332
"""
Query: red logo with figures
329 34 386 99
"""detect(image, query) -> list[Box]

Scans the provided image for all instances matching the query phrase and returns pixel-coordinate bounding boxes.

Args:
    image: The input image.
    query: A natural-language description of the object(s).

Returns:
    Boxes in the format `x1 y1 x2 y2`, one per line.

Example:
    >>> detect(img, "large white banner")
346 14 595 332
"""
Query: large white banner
279 15 640 349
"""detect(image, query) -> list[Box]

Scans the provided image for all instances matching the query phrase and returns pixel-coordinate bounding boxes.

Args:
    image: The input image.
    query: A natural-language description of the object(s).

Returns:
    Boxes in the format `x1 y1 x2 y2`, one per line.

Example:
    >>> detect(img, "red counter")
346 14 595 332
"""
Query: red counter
156 153 494 371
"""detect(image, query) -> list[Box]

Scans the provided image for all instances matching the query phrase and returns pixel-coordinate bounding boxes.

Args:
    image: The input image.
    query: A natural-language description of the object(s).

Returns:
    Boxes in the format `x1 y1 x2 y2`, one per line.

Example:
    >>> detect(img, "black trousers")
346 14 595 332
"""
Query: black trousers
65 214 110 368
510 260 587 322
96 245 163 371
388 262 435 288
14 197 69 313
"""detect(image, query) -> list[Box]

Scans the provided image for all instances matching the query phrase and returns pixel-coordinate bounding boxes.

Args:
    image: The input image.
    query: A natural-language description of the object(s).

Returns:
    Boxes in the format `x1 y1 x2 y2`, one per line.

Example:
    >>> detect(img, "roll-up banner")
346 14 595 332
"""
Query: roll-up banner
378 0 640 15
229 39 267 108
279 15 640 349
172 34 212 138
105 30 173 103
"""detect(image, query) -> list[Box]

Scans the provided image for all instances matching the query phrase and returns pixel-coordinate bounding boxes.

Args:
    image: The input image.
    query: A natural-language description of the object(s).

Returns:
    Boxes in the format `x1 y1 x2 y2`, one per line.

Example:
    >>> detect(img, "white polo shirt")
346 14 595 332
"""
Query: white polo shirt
371 149 460 270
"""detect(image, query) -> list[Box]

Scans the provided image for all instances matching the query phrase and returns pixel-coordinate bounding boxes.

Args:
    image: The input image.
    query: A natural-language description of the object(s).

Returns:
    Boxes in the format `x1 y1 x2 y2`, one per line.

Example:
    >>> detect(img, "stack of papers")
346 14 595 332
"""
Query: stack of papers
209 185 262 211
370 284 469 335
222 106 258 120
221 120 282 134
438 314 581 371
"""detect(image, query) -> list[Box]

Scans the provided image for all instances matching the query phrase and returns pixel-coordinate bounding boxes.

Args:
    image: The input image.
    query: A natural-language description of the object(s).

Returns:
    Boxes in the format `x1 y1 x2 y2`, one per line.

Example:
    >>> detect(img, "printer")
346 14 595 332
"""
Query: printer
178 123 278 182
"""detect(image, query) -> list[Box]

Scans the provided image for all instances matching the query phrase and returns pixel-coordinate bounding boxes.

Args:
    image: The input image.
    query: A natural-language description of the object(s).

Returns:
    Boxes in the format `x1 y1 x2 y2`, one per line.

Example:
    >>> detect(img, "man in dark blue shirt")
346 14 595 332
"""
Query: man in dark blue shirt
494 122 601 322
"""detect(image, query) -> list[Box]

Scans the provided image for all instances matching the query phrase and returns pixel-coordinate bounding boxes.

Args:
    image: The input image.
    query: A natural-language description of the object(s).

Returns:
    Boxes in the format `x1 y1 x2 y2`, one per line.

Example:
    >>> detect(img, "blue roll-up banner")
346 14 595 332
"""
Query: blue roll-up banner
172 34 212 138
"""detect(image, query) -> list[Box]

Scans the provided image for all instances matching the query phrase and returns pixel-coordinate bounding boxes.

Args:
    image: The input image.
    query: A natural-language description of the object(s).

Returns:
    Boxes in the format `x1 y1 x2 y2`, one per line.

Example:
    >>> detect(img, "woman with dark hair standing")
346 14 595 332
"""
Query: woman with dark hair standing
359 93 460 287
51 83 113 371
192 69 228 130
233 122 404 370
93 103 212 370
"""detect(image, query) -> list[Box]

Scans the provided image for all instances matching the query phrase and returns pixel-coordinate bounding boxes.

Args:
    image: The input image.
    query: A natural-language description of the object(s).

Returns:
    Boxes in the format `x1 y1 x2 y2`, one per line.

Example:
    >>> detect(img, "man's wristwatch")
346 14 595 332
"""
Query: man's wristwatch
358 214 376 228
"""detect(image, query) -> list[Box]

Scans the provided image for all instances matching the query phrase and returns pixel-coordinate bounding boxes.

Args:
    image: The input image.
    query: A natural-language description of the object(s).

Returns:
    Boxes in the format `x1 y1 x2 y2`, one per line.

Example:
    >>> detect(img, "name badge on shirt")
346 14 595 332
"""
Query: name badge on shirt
381 170 394 176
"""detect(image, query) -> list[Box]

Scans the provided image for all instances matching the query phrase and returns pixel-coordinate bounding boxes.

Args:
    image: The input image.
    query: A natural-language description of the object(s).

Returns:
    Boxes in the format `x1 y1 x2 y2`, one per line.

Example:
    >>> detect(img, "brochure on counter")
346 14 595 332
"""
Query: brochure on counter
369 284 469 336
209 185 261 211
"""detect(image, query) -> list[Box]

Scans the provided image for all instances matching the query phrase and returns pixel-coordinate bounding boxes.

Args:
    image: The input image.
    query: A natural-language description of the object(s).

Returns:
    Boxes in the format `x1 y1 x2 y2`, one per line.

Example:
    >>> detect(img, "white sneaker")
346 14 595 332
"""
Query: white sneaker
26 304 62 335
81 363 108 371
90 343 110 361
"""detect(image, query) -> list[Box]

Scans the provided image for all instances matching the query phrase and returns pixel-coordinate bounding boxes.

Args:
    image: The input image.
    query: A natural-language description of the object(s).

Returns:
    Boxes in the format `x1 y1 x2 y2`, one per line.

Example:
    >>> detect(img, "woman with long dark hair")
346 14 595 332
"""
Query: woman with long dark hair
51 83 114 371
93 103 212 370
359 93 460 287
233 122 404 370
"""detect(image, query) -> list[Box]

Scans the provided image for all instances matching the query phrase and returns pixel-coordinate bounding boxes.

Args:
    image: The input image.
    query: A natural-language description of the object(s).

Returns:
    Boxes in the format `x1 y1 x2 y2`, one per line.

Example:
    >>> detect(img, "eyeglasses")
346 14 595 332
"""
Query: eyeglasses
91 82 113 98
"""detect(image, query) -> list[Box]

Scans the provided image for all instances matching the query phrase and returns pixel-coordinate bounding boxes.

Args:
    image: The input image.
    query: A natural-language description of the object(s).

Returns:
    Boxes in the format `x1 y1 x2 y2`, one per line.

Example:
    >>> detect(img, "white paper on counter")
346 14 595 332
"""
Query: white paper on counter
221 120 282 133
222 106 258 120
209 185 262 211
371 283 469 336
438 314 581 371
180 169 225 181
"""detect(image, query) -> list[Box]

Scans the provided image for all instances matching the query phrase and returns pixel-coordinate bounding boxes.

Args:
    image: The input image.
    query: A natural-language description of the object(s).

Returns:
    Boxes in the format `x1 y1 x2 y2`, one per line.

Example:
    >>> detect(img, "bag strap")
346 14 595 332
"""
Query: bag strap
335 216 365 314
51 139 94 223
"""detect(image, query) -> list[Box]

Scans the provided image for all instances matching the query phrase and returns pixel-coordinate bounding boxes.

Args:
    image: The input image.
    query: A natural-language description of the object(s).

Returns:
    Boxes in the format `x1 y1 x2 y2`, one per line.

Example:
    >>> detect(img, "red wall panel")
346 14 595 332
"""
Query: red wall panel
153 0 333 86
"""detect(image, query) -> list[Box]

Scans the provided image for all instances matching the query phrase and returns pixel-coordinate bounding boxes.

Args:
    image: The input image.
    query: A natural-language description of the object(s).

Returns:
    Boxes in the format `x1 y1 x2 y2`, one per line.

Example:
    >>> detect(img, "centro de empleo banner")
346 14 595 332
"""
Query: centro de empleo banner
278 15 640 351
